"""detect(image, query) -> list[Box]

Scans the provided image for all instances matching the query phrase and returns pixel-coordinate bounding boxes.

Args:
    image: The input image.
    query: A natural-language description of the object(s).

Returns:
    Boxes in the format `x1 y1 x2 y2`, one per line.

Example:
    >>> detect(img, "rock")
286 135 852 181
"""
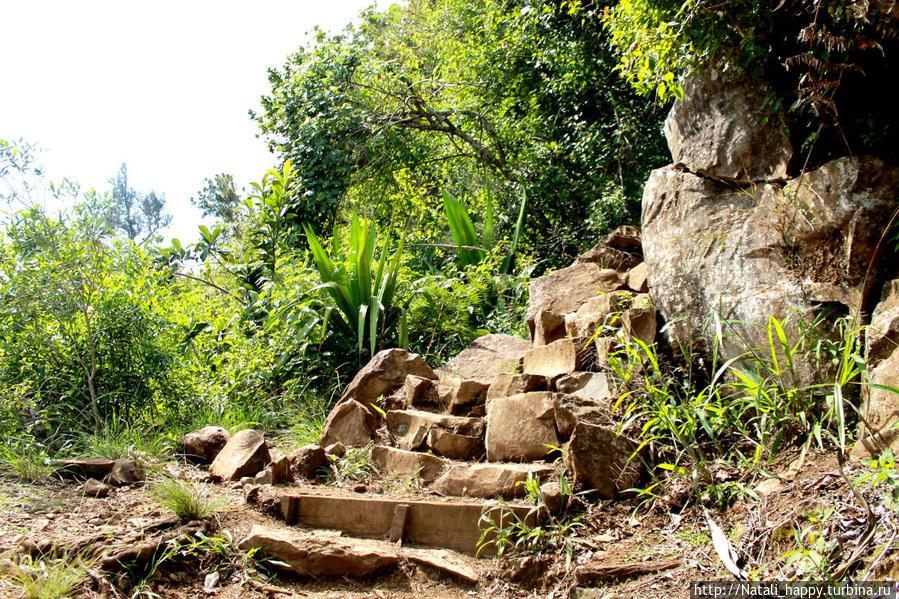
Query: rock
370 445 448 483
430 463 554 499
664 69 792 182
182 426 230 463
403 548 479 584
56 458 115 480
386 410 484 452
566 422 643 498
82 478 112 498
325 443 346 457
577 226 644 271
621 307 657 346
440 334 533 384
554 372 611 404
238 525 398 578
438 377 490 414
564 295 615 339
340 349 436 410
254 456 290 485
486 392 561 462
626 262 649 293
487 373 547 401
523 338 577 379
642 157 899 385
556 393 612 428
319 399 378 448
539 481 563 515
404 375 439 409
527 263 625 340
533 309 566 347
104 459 144 486
427 428 484 460
854 280 899 457
209 429 272 482
289 444 329 480
594 337 618 365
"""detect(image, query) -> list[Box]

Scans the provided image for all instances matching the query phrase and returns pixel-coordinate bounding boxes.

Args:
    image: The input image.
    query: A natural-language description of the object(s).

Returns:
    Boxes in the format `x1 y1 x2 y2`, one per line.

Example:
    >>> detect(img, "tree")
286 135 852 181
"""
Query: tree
107 163 172 242
253 0 669 266
191 173 242 224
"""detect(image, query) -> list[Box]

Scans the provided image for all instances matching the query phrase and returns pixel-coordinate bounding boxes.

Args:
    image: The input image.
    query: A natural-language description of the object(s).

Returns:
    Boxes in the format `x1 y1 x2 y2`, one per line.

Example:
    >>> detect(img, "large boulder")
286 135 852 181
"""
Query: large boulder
340 349 436 410
486 392 565 462
319 399 378 448
854 279 899 457
642 157 899 383
440 334 533 384
210 430 271 481
664 70 792 183
183 426 230 463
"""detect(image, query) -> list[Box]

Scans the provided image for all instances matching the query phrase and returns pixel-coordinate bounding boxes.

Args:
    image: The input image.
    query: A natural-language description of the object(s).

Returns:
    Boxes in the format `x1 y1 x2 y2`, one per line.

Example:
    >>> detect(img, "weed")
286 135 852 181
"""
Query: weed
151 479 222 520
8 553 89 599
0 440 54 482
325 443 378 485
78 416 173 462
477 470 585 562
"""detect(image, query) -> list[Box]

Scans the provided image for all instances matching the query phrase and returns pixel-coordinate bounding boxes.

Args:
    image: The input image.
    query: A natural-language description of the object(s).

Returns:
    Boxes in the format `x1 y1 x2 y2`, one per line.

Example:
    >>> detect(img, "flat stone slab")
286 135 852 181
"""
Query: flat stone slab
386 409 484 451
238 525 397 577
279 492 532 554
439 334 533 384
429 462 555 499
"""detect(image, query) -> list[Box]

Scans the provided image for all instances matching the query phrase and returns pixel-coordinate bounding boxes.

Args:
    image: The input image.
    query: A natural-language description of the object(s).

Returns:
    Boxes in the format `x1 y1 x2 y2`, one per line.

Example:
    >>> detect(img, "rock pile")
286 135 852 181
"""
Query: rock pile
310 226 653 500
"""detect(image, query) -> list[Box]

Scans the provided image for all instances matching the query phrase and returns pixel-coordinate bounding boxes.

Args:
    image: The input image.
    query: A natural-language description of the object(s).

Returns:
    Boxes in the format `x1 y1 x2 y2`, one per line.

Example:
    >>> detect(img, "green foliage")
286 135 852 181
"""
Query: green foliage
611 311 866 503
191 173 242 225
477 471 585 560
305 212 406 362
255 0 668 265
325 444 378 485
0 437 55 482
603 0 898 165
0 202 187 432
152 479 223 521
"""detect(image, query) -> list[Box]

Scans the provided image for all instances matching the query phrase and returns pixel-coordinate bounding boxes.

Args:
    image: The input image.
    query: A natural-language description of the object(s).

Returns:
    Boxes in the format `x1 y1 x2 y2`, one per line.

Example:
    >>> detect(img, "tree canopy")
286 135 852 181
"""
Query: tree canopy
253 0 669 267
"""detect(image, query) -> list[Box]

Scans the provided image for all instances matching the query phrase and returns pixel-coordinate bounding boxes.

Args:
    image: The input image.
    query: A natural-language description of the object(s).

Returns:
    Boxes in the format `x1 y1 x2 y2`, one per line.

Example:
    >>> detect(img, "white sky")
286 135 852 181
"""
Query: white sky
0 0 375 243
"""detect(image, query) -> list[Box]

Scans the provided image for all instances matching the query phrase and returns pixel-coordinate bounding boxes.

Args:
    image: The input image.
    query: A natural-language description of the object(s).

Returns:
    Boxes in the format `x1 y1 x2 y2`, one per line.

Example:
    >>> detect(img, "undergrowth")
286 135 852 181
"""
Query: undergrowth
8 553 90 599
152 479 223 521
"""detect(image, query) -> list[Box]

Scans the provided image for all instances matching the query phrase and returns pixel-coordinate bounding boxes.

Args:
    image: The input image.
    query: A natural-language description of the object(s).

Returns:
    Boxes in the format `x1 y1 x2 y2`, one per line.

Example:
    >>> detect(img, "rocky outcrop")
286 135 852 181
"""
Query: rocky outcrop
664 70 792 183
642 157 899 381
854 279 899 456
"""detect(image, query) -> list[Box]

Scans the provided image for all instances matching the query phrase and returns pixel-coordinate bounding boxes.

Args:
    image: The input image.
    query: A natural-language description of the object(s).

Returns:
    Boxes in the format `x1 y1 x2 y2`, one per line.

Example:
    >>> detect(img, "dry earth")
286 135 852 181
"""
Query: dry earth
0 447 892 598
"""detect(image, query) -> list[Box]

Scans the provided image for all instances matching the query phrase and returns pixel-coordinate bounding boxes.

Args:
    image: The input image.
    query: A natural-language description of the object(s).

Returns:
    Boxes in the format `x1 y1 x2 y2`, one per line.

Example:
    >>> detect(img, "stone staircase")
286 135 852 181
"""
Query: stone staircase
234 226 657 569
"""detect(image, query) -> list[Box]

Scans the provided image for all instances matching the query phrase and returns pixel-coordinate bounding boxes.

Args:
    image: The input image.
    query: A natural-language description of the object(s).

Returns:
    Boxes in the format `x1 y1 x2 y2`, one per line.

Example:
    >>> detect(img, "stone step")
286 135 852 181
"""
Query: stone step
385 409 484 457
370 445 556 498
239 524 480 582
279 492 533 555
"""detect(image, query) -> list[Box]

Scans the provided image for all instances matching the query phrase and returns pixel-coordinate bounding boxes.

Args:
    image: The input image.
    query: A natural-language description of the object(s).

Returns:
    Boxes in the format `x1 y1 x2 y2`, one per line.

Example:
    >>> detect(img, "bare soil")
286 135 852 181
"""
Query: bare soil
0 448 892 599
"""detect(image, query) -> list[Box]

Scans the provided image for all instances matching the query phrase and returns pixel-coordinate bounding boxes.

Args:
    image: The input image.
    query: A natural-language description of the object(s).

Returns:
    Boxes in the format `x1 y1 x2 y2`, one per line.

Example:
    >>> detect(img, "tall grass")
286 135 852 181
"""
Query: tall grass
610 311 867 501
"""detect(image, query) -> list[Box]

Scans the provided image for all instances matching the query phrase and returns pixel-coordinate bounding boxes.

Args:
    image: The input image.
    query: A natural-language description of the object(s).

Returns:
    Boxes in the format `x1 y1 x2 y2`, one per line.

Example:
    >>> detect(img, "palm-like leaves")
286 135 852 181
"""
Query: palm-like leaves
305 213 406 362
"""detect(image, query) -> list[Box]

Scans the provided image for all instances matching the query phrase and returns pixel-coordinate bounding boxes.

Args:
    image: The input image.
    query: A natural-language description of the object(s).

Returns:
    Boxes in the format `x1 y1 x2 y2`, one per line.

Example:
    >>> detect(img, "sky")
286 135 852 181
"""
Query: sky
0 0 376 243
